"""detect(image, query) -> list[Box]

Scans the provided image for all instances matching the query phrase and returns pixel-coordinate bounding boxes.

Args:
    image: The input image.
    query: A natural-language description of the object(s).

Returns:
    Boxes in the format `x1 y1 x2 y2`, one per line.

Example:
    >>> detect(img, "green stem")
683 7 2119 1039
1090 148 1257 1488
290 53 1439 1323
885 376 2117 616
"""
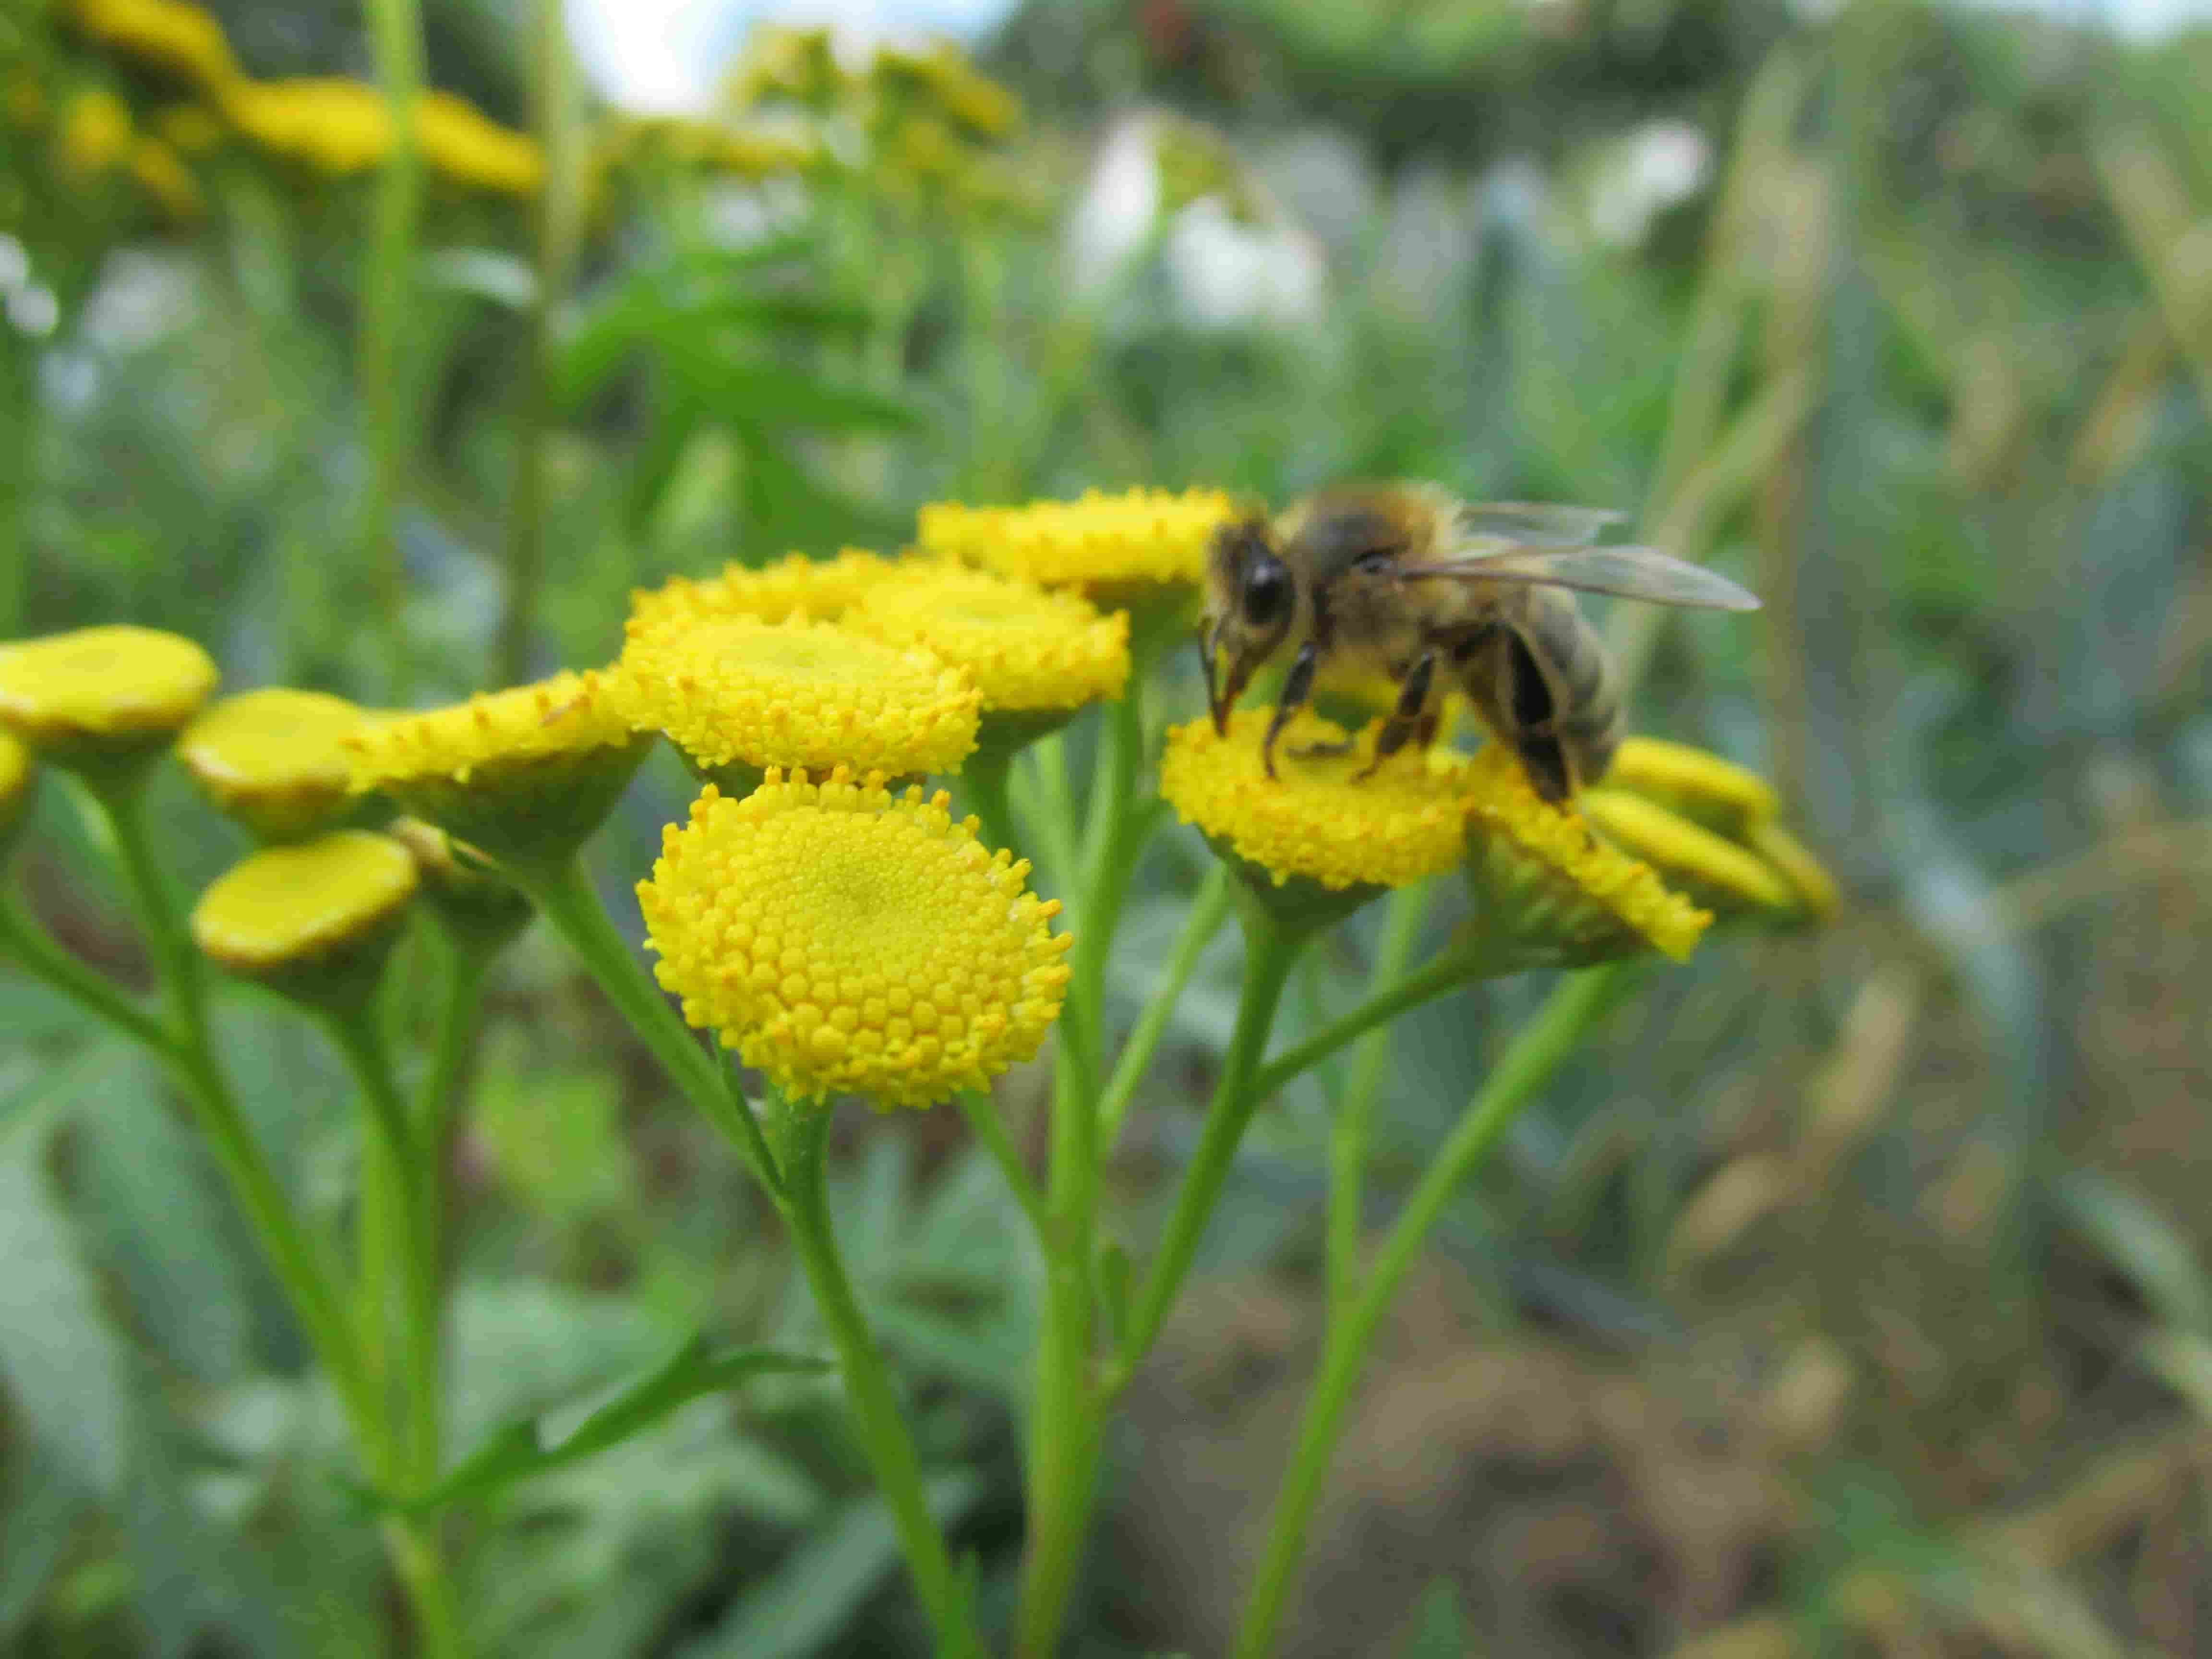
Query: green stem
0 333 35 637
521 855 780 1194
362 0 426 698
1328 884 1432 1322
773 1094 977 1658
383 1514 469 1659
1026 735 1082 895
955 1089 1048 1245
1104 896 1306 1399
418 945 489 1288
324 1005 444 1486
962 747 1024 867
1097 863 1231 1154
0 892 176 1056
83 768 206 1045
1230 965 1627 1659
1251 944 1488 1105
496 0 577 688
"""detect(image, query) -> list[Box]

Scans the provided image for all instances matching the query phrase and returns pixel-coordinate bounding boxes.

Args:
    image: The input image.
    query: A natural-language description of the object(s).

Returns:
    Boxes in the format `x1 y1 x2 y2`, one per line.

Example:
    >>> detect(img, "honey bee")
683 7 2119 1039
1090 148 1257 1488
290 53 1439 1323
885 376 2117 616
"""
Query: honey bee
1200 482 1760 802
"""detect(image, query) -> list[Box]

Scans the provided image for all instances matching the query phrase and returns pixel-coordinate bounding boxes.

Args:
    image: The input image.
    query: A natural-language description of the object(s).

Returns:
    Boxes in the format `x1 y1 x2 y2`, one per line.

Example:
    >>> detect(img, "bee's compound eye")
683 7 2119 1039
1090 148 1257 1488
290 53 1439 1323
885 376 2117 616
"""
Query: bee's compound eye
1241 556 1290 627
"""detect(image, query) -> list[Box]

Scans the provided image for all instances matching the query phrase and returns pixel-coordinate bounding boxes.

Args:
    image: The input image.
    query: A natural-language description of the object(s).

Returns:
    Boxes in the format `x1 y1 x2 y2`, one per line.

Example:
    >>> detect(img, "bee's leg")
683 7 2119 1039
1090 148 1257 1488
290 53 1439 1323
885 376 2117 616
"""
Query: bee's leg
1259 640 1319 780
1353 649 1437 781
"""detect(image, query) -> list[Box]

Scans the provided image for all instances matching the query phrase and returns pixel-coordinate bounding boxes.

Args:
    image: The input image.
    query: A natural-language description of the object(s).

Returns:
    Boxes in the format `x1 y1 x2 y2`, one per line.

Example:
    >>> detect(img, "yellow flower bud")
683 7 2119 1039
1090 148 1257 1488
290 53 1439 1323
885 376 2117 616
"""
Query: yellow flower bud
179 687 367 842
192 830 417 1003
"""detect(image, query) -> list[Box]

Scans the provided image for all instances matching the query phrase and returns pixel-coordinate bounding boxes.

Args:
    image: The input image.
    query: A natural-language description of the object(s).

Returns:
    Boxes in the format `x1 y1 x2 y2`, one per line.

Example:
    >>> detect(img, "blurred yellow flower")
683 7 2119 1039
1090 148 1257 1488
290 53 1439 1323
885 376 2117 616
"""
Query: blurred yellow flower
728 24 847 112
918 488 1238 601
224 79 541 194
345 672 648 869
1604 735 1779 837
639 768 1071 1109
612 615 980 782
1161 709 1475 895
1577 790 1799 915
129 136 203 222
0 625 218 764
628 549 890 635
180 687 367 842
844 563 1128 739
1458 745 1710 963
67 0 239 96
192 829 417 988
1748 819 1840 921
0 730 34 856
56 87 135 183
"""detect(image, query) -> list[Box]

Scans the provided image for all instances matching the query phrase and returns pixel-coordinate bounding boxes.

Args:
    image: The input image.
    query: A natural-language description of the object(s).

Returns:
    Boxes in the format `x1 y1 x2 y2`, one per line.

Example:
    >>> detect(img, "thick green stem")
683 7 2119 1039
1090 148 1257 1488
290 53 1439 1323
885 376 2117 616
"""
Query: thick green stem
362 0 426 697
1328 884 1432 1322
1097 863 1231 1154
85 768 206 1044
521 855 779 1194
1104 897 1306 1400
1231 966 1627 1659
418 946 489 1288
956 1089 1048 1244
496 0 577 688
774 1096 977 1658
1026 735 1082 893
383 1514 469 1659
0 893 175 1055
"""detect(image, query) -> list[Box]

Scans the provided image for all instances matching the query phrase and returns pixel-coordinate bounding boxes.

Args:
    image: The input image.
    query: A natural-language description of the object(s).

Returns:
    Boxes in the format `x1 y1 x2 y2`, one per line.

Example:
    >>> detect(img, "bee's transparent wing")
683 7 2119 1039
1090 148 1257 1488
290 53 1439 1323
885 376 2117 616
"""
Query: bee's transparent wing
1453 502 1627 548
1399 544 1761 611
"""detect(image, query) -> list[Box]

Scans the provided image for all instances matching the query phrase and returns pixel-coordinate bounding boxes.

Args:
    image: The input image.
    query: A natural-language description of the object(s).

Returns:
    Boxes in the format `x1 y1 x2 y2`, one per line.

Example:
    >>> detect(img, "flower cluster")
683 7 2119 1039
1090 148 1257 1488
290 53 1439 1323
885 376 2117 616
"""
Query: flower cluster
917 488 1239 601
640 769 1071 1109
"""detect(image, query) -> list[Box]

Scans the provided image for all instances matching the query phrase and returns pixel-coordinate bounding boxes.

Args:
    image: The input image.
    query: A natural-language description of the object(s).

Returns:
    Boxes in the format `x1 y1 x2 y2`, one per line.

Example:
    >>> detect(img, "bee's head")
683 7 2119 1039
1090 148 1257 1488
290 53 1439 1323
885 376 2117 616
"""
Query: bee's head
1201 517 1296 735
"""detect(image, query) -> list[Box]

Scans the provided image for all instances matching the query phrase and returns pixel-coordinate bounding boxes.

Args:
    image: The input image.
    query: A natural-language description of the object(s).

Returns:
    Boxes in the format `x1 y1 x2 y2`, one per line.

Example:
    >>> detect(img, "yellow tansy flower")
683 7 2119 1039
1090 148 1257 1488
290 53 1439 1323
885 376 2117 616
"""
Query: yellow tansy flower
129 136 203 223
0 625 218 765
1457 745 1710 964
627 549 890 636
179 687 366 842
345 672 648 870
612 616 980 783
223 80 541 194
67 0 240 96
1604 735 1779 837
844 563 1128 746
0 729 35 856
192 829 417 994
56 87 135 183
917 488 1238 601
1577 790 1799 915
639 769 1071 1110
1161 709 1476 903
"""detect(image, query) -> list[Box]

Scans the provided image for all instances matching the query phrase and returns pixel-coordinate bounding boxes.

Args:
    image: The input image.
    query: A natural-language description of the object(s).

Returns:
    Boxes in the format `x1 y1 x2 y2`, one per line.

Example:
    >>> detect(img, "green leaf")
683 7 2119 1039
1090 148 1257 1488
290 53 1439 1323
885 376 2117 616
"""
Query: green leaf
400 1334 830 1513
0 1435 90 1640
1396 1578 1472 1657
0 1094 130 1500
680 1474 980 1659
2059 1172 2212 1338
661 344 918 433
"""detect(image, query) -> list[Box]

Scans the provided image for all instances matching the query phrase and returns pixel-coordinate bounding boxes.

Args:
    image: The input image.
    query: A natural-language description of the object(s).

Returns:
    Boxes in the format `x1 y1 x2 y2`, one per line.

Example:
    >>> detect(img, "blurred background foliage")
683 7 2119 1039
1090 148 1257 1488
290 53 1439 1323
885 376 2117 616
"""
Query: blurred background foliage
5 0 2212 1654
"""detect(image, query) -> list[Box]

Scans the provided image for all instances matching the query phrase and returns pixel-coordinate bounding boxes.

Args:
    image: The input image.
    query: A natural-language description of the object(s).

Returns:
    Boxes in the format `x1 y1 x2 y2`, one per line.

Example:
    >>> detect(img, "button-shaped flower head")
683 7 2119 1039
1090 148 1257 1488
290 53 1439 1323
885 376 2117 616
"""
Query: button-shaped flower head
1161 708 1481 930
639 769 1072 1110
844 562 1129 752
344 671 648 874
627 549 892 637
180 687 368 842
0 625 218 769
611 615 980 788
917 488 1238 606
192 829 418 1005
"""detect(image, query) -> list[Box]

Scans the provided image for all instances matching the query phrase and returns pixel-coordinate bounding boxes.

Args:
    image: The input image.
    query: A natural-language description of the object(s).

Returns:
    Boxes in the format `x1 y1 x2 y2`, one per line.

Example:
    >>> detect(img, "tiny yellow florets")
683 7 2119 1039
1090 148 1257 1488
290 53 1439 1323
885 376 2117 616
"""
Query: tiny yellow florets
1161 709 1477 892
344 671 647 867
1459 745 1711 962
626 549 891 636
346 671 631 790
1604 735 1779 835
1578 789 1800 914
0 625 219 761
191 829 417 980
639 768 1072 1109
844 563 1129 717
180 687 366 842
612 616 980 779
917 488 1238 596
